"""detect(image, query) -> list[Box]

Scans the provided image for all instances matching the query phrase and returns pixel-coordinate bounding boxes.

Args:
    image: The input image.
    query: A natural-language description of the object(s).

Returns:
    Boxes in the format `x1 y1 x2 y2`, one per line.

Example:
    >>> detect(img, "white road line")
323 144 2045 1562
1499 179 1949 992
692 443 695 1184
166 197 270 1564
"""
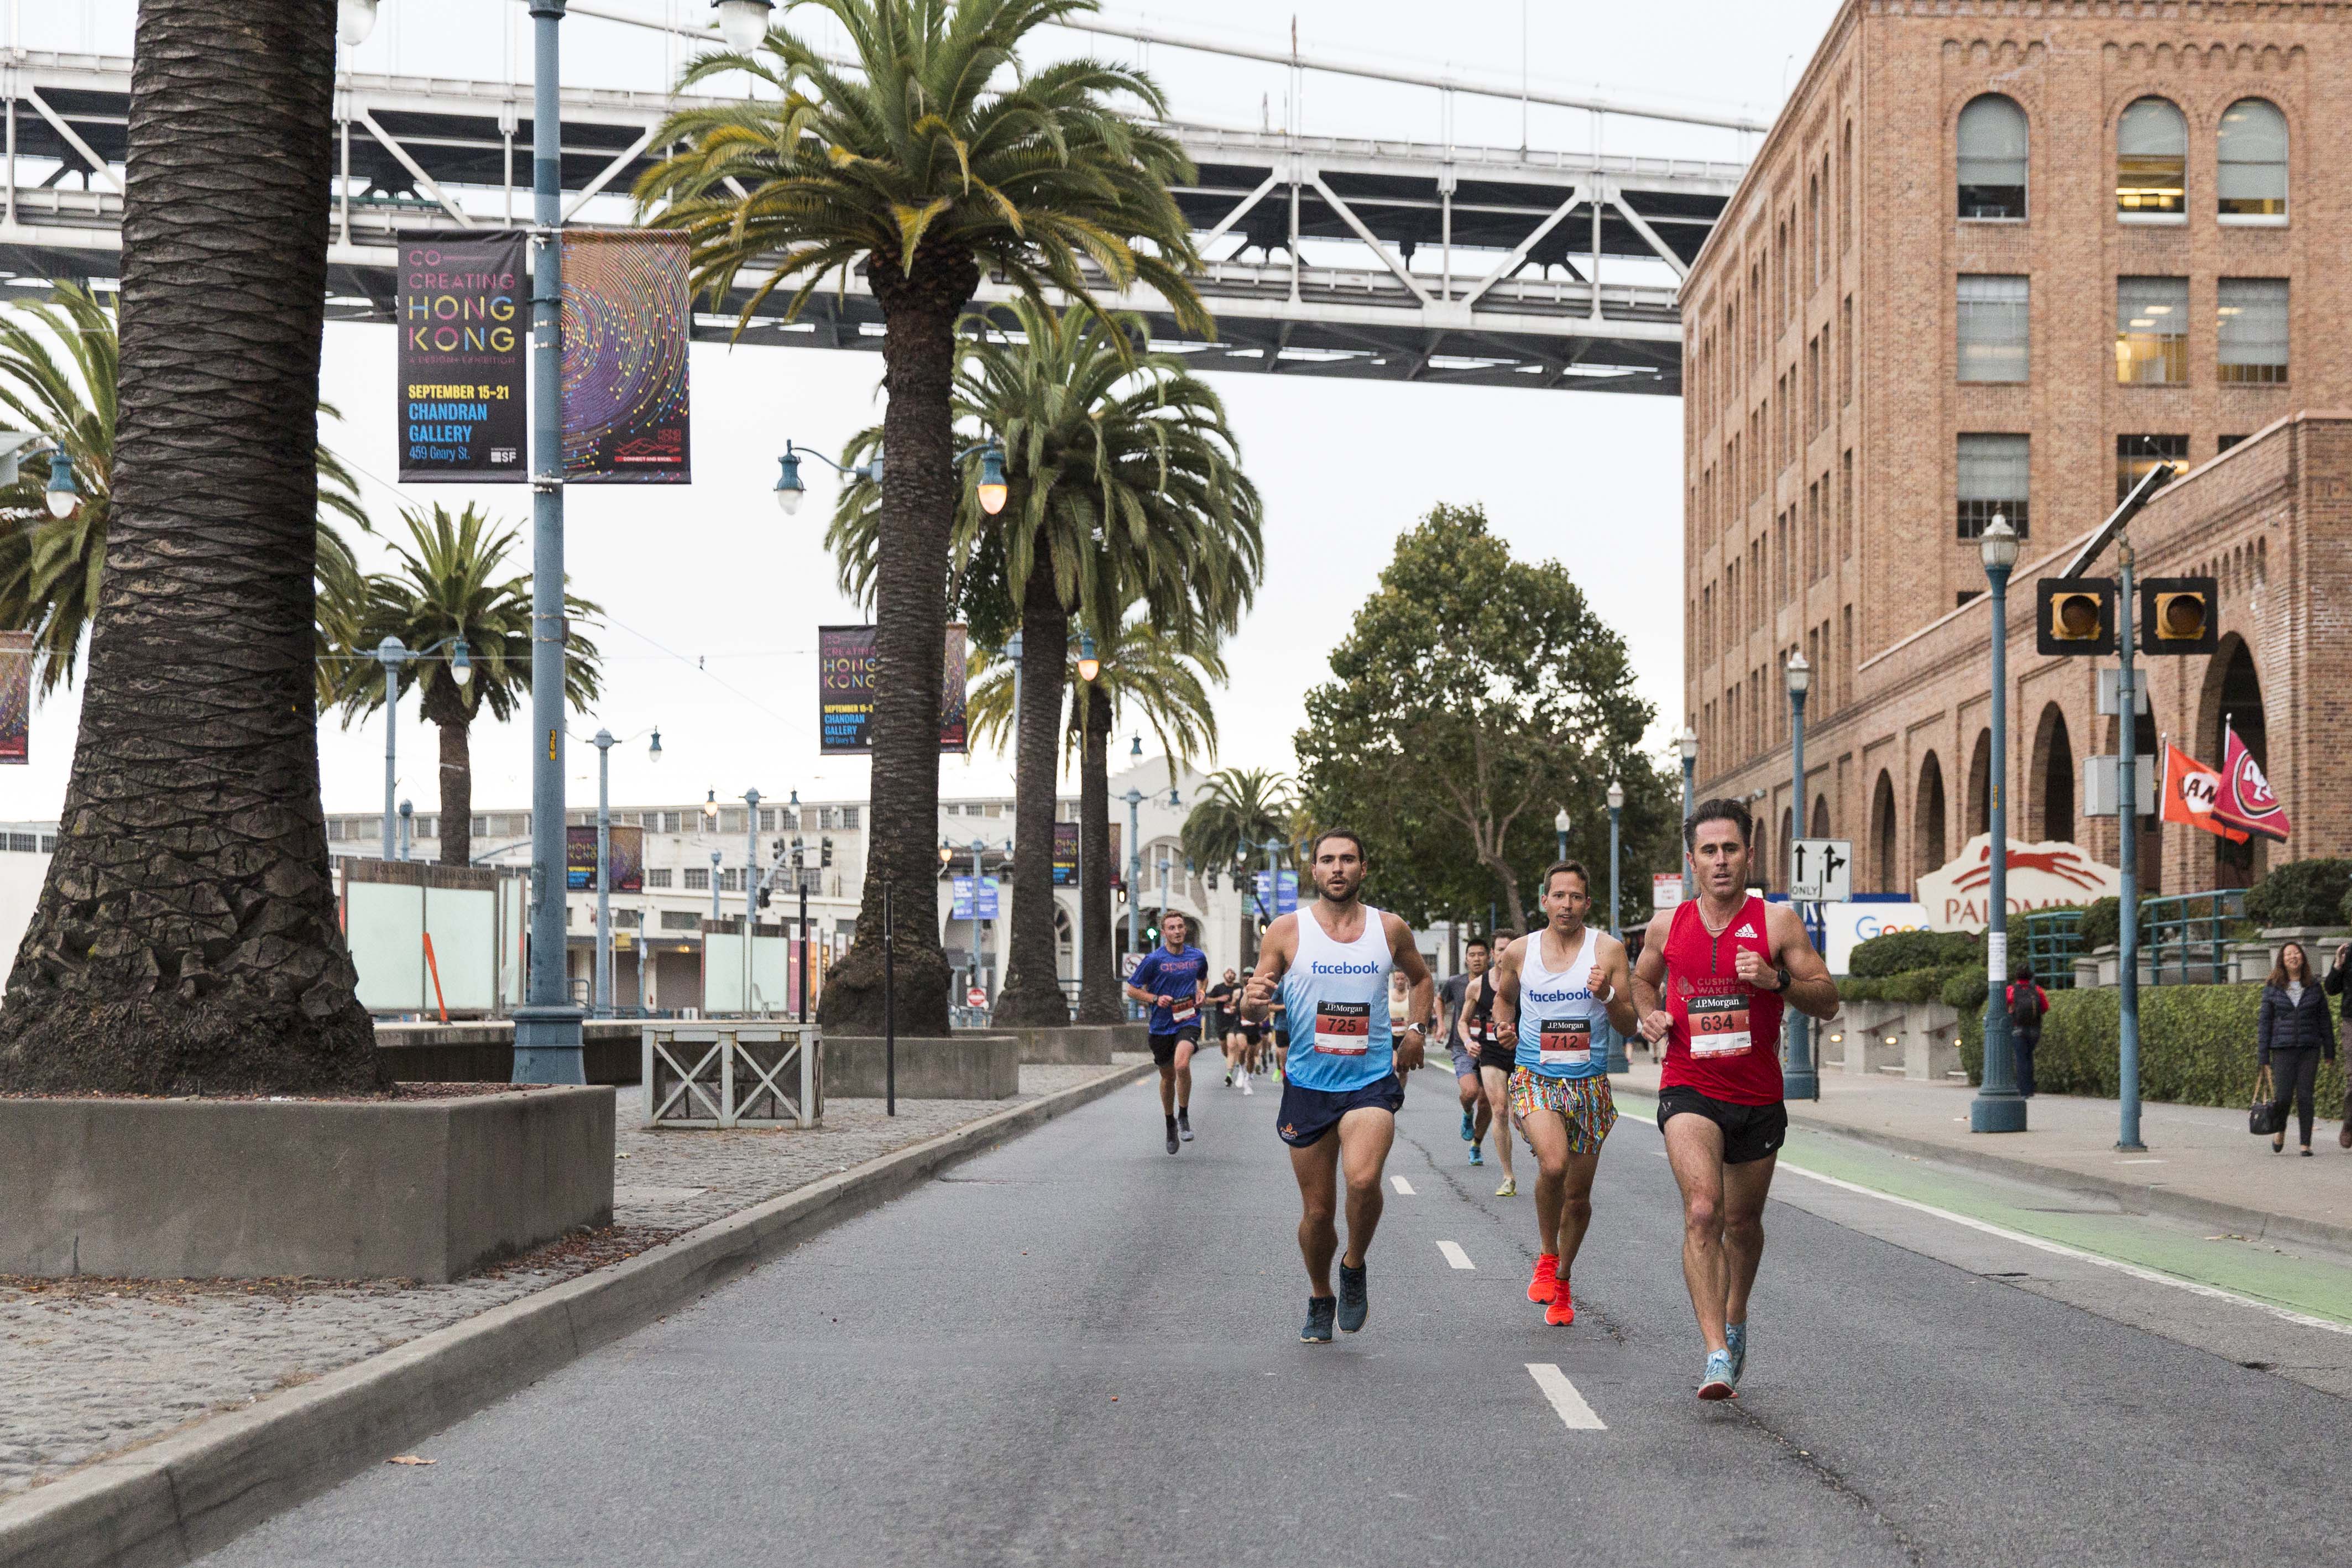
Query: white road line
1525 1363 1607 1429
1775 1159 2352 1340
1391 1175 1415 1195
1436 1240 1476 1270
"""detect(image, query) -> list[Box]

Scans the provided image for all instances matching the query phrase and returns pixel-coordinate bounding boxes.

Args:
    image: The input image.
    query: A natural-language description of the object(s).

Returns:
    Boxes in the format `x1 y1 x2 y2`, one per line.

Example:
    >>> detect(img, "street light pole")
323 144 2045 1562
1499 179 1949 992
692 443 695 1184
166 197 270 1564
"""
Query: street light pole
1125 787 1146 1019
514 0 581 1085
1554 805 1570 865
744 788 761 1014
1784 652 1817 1101
1606 781 1624 939
709 849 721 924
1677 725 1700 901
398 799 413 862
971 836 987 1005
2115 536 2145 1151
592 729 613 1020
378 635 405 859
1971 515 2027 1135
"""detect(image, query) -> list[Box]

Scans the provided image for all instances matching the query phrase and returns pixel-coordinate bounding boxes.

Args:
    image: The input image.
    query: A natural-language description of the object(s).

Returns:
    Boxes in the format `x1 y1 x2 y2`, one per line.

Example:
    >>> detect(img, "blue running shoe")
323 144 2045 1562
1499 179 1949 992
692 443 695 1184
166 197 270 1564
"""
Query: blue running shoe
1300 1296 1336 1344
1468 1143 1484 1167
1697 1349 1737 1401
1336 1262 1369 1332
1725 1322 1748 1386
1460 1107 1475 1141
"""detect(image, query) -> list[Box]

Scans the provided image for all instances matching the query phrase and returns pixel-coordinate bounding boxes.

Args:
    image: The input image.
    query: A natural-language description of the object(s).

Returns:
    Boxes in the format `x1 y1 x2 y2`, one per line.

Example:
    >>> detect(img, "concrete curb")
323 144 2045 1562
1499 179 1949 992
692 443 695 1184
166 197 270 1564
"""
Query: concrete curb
0 1061 1156 1568
1618 1086 2352 1258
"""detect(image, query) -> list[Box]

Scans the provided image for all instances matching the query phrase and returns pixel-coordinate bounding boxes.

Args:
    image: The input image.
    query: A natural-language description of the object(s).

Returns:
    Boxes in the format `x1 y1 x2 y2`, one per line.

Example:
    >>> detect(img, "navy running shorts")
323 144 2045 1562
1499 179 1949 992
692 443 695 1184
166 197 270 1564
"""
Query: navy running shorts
1276 1073 1405 1148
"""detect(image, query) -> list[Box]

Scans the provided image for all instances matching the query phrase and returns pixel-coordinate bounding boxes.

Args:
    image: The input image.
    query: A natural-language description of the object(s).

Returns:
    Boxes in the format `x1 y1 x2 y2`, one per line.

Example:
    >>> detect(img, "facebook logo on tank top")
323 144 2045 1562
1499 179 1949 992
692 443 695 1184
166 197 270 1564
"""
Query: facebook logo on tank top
1281 907 1395 1093
1515 927 1607 1080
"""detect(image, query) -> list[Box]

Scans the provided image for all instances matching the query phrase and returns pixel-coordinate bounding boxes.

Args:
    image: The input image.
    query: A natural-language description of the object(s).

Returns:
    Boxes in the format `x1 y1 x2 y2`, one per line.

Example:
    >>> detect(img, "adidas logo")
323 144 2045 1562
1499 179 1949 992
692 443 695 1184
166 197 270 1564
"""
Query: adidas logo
1734 923 1757 938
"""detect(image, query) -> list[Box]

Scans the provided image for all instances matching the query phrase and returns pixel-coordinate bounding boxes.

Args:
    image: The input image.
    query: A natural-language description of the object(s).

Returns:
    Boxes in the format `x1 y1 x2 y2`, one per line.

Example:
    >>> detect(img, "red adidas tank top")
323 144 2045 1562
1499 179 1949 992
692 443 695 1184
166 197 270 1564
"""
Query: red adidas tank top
1659 893 1784 1106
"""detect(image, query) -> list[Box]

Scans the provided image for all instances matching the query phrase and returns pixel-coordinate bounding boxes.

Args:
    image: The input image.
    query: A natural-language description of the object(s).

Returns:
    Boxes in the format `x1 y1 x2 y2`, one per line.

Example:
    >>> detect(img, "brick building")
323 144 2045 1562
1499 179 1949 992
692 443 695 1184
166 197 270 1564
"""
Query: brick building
1682 0 2352 900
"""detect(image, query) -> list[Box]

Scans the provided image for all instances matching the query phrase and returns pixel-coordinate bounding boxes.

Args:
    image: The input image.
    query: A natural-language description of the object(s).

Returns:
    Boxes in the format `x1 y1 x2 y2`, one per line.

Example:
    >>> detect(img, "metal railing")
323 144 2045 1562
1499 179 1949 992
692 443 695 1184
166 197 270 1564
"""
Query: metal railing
2020 908 2083 990
2140 889 2245 986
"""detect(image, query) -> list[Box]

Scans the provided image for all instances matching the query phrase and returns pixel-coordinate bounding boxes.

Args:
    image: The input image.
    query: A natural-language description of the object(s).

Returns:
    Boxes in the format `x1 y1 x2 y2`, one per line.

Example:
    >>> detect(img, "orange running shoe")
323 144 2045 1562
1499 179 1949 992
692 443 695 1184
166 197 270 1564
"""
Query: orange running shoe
1545 1277 1576 1327
1526 1253 1559 1304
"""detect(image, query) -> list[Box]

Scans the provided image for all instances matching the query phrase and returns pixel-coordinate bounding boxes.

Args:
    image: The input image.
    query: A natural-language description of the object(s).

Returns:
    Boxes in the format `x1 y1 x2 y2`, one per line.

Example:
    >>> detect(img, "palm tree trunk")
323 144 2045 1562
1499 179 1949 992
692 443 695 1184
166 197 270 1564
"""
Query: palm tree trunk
0 0 377 1094
422 678 472 866
817 252 976 1036
993 553 1070 1026
1075 681 1121 1023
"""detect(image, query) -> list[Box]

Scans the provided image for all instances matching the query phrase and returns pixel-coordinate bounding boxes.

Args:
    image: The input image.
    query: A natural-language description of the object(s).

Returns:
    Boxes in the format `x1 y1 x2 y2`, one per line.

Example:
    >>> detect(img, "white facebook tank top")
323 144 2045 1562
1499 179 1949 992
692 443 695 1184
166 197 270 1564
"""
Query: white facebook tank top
1280 905 1395 1093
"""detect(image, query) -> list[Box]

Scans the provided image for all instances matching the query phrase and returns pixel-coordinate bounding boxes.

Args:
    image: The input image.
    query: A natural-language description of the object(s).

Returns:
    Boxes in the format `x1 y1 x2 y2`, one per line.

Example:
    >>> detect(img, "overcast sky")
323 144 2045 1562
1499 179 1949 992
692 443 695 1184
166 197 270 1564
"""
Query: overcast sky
0 0 1838 824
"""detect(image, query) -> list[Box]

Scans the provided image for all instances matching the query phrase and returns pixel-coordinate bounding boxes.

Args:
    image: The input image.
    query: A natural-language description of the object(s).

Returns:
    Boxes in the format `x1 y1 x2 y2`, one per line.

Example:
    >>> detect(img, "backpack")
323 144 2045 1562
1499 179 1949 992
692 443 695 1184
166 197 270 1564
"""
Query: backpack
2009 981 2044 1029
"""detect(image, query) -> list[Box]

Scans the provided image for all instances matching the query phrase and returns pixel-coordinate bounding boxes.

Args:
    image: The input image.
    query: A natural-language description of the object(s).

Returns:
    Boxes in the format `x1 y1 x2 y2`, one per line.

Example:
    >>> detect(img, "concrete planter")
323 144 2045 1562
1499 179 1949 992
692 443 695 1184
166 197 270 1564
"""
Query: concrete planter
0 1087 614 1283
824 1036 1022 1099
980 1023 1145 1065
1825 999 1963 1080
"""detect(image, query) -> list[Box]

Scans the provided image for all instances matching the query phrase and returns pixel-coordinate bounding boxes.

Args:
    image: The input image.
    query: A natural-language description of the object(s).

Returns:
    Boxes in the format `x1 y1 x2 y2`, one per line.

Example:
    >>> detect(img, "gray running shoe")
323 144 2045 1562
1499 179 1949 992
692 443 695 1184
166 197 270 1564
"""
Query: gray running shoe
1300 1296 1336 1343
1336 1261 1368 1332
1726 1321 1748 1386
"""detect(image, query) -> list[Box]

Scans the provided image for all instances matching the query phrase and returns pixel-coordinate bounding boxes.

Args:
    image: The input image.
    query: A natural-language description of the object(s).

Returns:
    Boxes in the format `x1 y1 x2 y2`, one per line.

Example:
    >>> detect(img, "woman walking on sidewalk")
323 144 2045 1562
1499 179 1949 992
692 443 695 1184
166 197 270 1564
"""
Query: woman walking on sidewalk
2258 942 2333 1156
2327 944 2352 1149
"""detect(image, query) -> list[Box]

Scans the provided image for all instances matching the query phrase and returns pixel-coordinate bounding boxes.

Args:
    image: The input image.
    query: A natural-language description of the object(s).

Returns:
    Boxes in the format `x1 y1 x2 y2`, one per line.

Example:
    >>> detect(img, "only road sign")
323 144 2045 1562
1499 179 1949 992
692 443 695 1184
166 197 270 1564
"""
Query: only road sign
1789 839 1852 903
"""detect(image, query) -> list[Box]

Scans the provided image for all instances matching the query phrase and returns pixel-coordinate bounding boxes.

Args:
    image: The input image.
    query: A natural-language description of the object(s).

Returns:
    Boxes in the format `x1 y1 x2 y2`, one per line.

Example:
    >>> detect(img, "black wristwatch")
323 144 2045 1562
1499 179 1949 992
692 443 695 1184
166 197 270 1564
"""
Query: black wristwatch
1769 963 1791 993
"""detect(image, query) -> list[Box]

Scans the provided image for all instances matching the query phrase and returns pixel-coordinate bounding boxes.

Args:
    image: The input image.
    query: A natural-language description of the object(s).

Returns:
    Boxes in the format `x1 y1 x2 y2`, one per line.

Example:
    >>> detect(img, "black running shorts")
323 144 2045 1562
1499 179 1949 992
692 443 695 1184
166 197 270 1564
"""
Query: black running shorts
1655 1085 1788 1165
1148 1028 1203 1067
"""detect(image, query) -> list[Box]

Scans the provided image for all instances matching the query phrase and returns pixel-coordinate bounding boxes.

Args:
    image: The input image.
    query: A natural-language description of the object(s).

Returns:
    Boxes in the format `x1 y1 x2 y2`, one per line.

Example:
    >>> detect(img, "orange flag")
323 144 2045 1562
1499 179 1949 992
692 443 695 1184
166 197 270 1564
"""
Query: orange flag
2161 743 2249 843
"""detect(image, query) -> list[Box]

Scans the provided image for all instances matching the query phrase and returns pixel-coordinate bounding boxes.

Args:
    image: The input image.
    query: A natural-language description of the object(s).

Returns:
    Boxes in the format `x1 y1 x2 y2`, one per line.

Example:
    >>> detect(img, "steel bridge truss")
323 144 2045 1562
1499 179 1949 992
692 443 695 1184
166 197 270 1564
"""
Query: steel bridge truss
0 51 1737 394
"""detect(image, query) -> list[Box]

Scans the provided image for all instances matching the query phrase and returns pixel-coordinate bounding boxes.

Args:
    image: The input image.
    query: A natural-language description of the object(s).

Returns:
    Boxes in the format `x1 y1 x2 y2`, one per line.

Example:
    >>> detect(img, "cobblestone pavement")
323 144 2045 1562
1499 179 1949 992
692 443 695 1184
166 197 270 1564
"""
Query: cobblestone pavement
0 1059 1140 1499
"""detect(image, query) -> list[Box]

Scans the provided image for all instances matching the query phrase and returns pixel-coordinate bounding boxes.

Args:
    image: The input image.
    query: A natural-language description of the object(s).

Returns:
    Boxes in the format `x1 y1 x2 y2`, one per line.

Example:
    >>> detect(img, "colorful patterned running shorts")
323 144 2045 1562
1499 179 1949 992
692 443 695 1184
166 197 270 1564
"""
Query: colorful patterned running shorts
1507 1068 1618 1154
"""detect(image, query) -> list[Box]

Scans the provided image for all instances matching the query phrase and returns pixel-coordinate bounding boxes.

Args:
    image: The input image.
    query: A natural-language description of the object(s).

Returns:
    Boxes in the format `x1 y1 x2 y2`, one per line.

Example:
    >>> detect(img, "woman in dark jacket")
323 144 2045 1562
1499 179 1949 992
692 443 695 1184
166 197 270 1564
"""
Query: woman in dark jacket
2327 943 2352 1149
2259 942 2334 1155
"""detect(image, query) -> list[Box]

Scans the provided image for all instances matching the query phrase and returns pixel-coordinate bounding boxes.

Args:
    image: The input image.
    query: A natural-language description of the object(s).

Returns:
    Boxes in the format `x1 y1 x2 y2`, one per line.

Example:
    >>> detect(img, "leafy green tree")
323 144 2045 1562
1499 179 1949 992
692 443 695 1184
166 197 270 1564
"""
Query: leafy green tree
0 0 375 1093
0 282 369 701
1296 503 1676 935
835 300 1259 1025
637 0 1209 1036
325 505 603 867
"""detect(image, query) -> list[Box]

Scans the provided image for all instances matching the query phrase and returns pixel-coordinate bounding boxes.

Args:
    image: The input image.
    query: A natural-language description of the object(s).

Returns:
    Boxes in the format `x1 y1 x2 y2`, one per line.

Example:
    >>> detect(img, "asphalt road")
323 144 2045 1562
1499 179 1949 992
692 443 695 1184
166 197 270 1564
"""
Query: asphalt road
205 1066 2352 1568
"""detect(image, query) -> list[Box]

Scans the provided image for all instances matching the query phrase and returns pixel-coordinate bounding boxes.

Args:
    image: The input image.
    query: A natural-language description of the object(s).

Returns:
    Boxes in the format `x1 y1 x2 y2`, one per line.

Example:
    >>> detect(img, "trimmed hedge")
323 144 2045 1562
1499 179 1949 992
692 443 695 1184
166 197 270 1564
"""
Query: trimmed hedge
2244 858 2352 929
1952 981 2347 1114
1850 928 1981 978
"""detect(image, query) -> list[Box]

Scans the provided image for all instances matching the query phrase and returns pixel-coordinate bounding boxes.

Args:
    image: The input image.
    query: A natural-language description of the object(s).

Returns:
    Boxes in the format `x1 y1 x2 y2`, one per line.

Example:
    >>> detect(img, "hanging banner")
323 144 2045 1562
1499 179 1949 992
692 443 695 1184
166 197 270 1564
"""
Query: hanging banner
561 230 691 483
1053 821 1080 886
565 824 645 892
817 622 974 755
952 876 1000 919
2215 723 2291 842
396 233 527 483
1254 869 1300 914
0 630 29 764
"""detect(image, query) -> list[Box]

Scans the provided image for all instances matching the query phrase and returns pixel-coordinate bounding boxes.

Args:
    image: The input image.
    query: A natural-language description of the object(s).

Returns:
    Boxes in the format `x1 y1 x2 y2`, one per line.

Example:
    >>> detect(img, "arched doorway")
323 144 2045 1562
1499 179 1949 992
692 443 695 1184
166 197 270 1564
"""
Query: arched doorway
1965 729 1992 838
1812 795 1831 837
2198 635 2270 888
2030 703 2075 843
1778 806 1794 891
1914 752 1948 872
1871 770 1899 893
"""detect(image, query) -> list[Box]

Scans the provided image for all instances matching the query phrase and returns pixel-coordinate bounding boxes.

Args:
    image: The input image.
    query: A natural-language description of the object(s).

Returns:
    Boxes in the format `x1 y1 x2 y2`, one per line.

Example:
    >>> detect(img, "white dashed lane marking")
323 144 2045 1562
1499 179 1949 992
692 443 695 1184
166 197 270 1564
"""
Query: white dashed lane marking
1527 1363 1607 1430
1436 1240 1475 1270
1391 1175 1415 1195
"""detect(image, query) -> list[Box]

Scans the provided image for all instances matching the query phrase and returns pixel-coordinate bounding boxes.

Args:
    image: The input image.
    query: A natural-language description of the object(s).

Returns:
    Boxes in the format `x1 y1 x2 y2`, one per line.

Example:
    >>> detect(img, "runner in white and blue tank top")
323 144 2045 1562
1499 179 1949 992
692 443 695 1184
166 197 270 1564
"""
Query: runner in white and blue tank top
1491 860 1638 1329
1238 829 1434 1345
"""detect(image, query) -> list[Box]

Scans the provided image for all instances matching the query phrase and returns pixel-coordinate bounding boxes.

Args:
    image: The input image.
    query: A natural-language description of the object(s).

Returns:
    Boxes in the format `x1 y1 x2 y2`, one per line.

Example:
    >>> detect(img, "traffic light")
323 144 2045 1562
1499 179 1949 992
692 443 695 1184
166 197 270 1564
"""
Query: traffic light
2036 577 2116 656
820 836 834 867
2139 576 2218 655
757 883 772 910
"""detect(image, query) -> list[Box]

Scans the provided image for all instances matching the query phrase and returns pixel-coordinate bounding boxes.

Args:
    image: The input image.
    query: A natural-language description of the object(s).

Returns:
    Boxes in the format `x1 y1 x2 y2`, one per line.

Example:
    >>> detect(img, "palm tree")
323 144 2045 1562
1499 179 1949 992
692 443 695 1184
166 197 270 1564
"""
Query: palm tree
1179 767 1295 963
0 0 374 1093
326 505 603 867
0 282 371 701
835 300 1261 1026
636 0 1210 1034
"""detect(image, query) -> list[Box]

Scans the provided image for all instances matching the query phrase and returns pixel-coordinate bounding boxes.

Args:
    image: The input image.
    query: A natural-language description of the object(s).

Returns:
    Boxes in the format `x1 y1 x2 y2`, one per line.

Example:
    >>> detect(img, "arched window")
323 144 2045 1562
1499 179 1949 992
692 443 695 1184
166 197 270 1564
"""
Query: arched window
1957 94 2028 219
2218 98 2287 219
2117 97 2186 218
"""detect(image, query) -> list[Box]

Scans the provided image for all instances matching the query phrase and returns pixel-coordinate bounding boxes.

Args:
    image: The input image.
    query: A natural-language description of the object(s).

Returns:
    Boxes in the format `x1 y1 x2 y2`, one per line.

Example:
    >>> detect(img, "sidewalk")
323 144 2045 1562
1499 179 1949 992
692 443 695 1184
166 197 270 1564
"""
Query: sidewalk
1613 1058 2352 1255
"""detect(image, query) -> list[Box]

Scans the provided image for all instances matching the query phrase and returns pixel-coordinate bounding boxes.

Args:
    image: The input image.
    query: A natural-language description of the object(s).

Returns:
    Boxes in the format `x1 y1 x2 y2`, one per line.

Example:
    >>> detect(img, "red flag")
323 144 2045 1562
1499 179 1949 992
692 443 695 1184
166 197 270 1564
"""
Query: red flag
2215 724 2291 842
2161 743 2249 843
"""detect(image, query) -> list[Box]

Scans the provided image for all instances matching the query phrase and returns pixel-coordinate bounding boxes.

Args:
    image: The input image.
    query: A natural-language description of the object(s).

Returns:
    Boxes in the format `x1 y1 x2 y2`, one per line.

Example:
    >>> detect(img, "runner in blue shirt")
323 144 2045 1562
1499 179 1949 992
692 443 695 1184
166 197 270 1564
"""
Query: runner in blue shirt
1125 912 1209 1153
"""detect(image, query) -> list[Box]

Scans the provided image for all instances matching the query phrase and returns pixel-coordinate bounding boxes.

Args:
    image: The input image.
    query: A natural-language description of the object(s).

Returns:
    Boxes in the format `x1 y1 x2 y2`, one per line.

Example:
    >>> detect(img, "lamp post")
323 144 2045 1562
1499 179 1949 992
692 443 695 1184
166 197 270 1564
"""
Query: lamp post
1125 787 1146 1018
1606 781 1624 938
375 634 473 860
1554 805 1571 864
970 836 988 1006
2114 534 2147 1152
398 799 413 862
709 849 722 925
514 0 581 1086
773 436 1002 516
1783 652 1817 1101
1677 724 1700 900
587 726 660 1020
743 788 761 1014
1971 516 2028 1135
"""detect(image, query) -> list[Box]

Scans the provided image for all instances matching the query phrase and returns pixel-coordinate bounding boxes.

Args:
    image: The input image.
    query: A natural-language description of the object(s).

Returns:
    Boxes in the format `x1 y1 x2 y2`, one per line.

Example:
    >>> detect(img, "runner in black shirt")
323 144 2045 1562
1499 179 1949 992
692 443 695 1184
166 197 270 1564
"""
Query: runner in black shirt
1208 969 1251 1094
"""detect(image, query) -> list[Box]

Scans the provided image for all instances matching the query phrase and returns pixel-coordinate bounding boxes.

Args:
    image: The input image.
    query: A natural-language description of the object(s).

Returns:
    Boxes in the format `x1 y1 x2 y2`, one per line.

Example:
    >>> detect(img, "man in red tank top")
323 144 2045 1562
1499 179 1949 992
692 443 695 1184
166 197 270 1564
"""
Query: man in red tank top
1630 798 1837 1401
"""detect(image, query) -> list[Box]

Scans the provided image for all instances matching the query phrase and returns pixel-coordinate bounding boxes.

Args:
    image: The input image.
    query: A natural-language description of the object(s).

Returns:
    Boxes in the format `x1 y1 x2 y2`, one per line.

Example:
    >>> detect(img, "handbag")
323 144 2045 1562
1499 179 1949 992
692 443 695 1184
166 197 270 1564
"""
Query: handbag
2249 1065 2282 1137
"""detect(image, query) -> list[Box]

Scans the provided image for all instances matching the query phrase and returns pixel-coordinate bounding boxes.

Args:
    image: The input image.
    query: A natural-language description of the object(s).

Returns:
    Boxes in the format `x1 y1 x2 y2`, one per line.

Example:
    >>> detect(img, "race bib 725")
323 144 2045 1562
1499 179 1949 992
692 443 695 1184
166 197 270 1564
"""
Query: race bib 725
1314 1000 1371 1055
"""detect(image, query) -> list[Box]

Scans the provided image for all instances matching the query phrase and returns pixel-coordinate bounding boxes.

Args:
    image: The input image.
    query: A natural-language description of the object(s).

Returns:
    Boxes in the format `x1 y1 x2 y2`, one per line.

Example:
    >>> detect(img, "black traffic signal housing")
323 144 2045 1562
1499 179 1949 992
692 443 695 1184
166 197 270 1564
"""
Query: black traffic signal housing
820 835 835 867
2139 576 2219 655
757 882 772 910
2036 577 2116 656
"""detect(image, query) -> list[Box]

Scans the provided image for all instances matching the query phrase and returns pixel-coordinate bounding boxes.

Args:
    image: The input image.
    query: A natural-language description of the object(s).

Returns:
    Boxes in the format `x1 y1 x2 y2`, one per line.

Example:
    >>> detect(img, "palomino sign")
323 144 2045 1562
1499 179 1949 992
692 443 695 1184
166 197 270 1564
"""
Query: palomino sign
1915 833 2122 932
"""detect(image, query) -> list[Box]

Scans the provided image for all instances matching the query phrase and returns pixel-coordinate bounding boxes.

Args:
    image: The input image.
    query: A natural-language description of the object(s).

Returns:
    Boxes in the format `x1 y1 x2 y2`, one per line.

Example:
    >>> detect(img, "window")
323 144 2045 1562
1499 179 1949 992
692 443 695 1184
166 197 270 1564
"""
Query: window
1957 434 2029 539
2116 97 2186 218
1957 94 2029 219
1841 449 1853 559
841 806 859 828
2116 435 2188 504
2217 278 2287 384
1957 275 2029 382
758 808 776 832
661 910 701 931
718 808 745 834
2115 276 2188 384
720 868 743 893
646 867 672 888
683 866 709 891
1841 296 1853 405
2219 433 2250 453
2218 98 2287 220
